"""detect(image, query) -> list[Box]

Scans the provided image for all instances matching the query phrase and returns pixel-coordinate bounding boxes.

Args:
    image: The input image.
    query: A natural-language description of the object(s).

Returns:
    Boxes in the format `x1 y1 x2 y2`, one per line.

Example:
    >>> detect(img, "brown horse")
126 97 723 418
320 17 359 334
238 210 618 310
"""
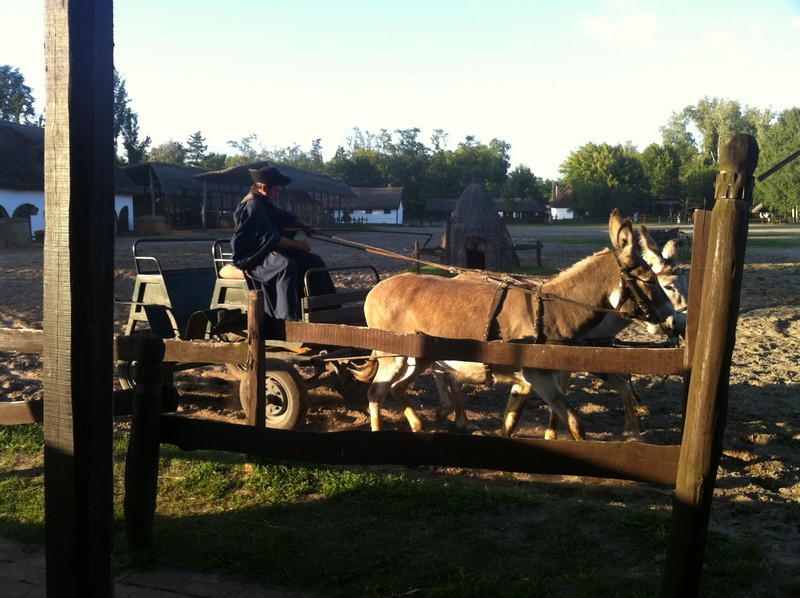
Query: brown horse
432 224 689 440
355 210 679 439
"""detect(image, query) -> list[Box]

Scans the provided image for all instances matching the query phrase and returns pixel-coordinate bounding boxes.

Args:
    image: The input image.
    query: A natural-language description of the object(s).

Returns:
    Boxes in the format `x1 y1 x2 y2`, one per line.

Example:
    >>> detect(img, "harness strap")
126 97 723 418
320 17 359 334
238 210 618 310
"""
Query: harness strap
480 282 510 386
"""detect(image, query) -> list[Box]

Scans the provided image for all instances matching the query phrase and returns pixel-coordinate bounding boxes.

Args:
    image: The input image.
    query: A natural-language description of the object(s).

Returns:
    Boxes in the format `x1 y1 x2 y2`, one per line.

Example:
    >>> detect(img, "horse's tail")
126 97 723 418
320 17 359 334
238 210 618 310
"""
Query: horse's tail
350 352 379 383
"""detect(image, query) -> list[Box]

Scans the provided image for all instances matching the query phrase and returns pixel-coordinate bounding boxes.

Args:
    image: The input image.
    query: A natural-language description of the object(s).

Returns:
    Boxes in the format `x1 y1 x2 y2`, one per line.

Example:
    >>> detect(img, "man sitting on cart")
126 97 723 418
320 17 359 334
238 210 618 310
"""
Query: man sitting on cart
231 165 335 321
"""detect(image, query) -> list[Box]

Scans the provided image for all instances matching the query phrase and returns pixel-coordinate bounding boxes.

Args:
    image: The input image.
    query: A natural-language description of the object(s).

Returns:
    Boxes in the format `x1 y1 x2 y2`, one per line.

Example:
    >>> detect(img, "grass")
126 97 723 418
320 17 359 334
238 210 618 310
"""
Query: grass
0 424 782 597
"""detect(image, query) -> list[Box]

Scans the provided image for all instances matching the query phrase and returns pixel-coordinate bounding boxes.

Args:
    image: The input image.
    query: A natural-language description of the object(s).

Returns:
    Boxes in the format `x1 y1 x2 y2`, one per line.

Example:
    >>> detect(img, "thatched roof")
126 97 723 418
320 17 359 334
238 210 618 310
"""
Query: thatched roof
446 179 519 271
499 196 547 213
0 120 139 194
425 198 459 214
123 162 206 194
550 186 574 208
344 187 404 210
0 120 43 190
193 160 355 198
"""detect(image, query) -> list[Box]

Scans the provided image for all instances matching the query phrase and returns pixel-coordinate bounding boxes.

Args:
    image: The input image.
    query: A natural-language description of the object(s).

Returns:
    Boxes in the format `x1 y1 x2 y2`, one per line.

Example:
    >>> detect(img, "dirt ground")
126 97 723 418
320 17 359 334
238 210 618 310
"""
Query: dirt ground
1 221 799 591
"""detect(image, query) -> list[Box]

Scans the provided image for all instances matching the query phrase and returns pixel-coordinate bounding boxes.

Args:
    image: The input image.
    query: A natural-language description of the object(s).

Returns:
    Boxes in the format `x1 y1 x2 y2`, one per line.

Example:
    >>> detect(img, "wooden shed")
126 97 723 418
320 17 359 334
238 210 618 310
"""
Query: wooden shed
445 177 519 270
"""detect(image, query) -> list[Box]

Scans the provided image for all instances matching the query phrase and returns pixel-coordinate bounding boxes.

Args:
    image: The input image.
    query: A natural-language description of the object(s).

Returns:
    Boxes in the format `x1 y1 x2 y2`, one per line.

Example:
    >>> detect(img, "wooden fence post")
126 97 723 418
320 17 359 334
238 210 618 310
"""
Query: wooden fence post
242 291 266 427
662 134 758 596
43 1 115 594
124 335 166 551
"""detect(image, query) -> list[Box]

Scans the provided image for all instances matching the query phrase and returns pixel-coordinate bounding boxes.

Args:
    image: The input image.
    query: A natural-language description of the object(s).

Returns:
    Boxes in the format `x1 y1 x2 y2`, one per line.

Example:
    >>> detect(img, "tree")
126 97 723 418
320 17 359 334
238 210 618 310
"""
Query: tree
148 140 186 165
560 142 649 217
661 97 772 166
505 165 544 202
0 65 37 123
756 107 800 218
640 143 681 209
185 131 207 166
114 71 150 164
200 152 227 170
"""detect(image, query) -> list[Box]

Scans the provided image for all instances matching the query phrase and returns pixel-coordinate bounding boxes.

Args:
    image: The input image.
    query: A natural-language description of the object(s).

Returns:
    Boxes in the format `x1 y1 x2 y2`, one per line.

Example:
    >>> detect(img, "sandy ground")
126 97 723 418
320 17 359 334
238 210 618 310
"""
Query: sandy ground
1 221 799 591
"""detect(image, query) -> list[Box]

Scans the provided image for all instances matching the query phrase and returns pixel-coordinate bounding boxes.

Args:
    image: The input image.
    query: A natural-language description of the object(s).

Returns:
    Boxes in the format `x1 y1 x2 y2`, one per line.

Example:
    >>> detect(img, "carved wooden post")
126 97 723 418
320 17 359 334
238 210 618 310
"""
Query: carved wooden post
662 134 758 596
124 335 165 550
43 1 115 594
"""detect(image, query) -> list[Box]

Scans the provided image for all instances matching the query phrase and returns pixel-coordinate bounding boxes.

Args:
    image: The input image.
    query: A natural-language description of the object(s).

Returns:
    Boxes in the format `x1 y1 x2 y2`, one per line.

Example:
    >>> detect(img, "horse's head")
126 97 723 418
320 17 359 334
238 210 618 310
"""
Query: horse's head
638 225 689 315
608 209 679 338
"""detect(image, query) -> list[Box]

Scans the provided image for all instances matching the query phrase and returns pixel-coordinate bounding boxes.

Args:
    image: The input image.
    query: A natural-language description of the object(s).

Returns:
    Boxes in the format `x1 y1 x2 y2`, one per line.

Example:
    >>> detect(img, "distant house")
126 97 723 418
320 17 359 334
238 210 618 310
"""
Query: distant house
335 187 404 225
495 196 548 223
425 195 547 223
549 186 575 221
0 120 137 239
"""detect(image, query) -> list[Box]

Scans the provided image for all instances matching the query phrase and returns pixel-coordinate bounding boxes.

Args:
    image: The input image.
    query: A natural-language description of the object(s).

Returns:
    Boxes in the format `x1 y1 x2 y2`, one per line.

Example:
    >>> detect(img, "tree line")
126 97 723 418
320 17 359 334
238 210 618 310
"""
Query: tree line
3 64 798 220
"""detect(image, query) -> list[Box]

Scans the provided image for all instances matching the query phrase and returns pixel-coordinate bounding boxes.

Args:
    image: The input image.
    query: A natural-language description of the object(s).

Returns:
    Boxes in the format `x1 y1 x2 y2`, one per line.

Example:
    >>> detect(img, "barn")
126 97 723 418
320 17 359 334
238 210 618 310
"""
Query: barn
0 120 137 240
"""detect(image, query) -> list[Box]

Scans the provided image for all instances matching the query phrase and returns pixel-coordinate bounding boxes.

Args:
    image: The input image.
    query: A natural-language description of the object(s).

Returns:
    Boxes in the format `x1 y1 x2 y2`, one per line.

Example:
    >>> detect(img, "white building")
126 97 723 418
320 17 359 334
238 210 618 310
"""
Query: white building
0 121 137 240
334 187 404 225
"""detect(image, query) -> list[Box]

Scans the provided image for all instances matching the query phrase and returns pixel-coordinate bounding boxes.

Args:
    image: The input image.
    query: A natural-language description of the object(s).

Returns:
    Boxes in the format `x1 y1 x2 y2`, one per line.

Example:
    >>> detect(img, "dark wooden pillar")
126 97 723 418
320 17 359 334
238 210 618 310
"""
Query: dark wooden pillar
43 1 116 595
662 134 758 596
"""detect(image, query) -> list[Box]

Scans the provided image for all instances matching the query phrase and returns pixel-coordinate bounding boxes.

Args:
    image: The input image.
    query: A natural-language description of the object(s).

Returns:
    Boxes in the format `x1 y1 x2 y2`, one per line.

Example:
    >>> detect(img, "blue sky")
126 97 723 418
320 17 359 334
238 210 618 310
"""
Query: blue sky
2 0 799 179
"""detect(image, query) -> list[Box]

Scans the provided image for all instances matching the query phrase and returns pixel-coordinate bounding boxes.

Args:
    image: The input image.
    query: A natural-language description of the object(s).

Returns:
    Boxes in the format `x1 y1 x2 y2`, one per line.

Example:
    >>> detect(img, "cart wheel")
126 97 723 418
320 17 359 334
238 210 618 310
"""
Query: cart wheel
117 360 137 390
239 363 308 430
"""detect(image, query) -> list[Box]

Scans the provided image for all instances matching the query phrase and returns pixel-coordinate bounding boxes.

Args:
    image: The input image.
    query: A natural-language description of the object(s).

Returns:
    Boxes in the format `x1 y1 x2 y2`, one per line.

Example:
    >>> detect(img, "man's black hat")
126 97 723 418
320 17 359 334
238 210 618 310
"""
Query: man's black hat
249 166 292 187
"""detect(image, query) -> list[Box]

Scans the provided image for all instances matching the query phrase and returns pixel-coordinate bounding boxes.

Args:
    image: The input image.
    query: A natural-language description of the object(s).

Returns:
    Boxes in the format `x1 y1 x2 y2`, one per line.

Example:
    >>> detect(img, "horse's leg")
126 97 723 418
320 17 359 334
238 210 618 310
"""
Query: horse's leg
544 371 574 440
432 369 454 423
527 368 585 441
367 353 408 431
388 358 430 432
446 374 470 430
500 374 533 437
594 373 642 441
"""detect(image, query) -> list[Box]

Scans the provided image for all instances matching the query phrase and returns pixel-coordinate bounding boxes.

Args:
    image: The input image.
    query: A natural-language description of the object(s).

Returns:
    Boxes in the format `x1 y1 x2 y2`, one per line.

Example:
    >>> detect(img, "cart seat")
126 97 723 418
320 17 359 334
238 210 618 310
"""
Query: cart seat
219 263 245 280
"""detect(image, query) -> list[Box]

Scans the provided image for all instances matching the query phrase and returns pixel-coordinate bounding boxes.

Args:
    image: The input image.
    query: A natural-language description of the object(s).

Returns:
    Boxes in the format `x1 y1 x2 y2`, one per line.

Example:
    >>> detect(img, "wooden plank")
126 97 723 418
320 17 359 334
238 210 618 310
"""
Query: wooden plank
0 328 44 354
0 400 43 425
283 322 685 375
115 335 248 364
159 414 682 486
43 1 115 594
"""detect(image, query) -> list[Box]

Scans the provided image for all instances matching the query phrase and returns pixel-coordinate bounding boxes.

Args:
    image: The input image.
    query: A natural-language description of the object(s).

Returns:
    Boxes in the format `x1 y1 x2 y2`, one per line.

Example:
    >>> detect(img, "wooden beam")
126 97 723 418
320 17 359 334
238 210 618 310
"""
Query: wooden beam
159 415 682 486
0 328 43 353
43 1 115 595
283 321 685 375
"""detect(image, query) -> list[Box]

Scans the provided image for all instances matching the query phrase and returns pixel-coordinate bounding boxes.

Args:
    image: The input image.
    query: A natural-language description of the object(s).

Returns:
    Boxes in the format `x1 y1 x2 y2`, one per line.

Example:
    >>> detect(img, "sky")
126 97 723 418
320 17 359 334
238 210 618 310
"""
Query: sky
1 0 799 180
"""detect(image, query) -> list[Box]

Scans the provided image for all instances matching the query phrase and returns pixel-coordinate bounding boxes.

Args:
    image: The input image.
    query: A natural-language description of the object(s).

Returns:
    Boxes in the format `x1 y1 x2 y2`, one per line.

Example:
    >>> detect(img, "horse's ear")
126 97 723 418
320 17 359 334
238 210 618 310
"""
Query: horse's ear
609 208 634 251
661 239 679 264
639 224 663 266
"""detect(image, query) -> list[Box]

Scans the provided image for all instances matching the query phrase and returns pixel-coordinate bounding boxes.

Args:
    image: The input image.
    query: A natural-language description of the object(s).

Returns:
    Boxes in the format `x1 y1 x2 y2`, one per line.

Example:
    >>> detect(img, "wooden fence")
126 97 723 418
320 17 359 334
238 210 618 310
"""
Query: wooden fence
0 134 757 597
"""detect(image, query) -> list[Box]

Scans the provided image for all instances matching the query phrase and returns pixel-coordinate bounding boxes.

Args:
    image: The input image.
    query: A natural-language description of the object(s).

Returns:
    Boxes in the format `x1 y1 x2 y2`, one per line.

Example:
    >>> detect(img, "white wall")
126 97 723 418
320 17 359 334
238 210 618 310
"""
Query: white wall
334 203 403 225
550 207 574 221
0 189 44 238
0 189 134 238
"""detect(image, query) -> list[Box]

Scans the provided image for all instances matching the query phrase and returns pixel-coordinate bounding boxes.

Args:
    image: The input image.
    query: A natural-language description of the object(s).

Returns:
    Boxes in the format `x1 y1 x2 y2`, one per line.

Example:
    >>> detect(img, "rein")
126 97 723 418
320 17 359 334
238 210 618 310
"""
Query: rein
312 232 672 333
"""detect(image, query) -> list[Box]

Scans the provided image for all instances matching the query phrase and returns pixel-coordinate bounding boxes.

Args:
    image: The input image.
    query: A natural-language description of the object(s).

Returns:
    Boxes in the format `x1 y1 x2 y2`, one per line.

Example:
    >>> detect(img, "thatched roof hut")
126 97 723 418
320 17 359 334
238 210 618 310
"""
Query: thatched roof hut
446 177 519 271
